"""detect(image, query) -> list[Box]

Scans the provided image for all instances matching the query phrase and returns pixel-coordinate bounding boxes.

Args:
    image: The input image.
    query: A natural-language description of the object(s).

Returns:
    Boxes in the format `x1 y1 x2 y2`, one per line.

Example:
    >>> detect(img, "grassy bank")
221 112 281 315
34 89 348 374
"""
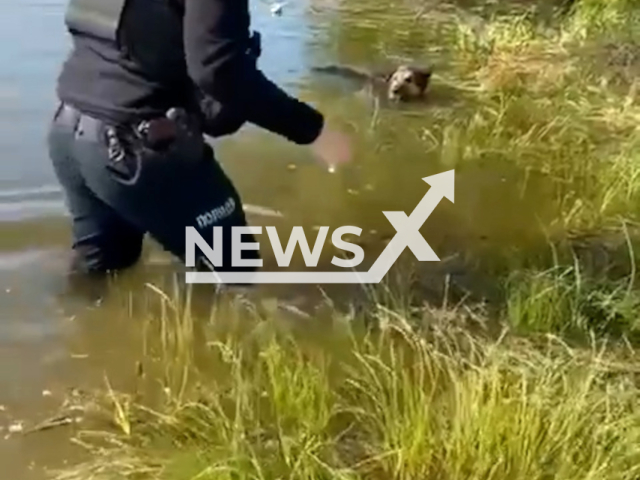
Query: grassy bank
51 0 640 479
53 291 640 480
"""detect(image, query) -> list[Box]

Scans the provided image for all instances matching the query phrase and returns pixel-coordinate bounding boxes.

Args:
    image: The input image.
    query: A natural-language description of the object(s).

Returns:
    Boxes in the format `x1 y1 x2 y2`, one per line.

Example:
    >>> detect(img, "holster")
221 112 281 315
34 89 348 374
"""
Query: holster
137 117 179 150
133 107 203 152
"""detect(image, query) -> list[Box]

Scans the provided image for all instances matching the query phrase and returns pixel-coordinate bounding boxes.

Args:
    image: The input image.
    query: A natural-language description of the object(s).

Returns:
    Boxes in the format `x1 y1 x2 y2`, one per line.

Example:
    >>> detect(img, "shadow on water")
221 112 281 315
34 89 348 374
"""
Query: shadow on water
0 0 611 477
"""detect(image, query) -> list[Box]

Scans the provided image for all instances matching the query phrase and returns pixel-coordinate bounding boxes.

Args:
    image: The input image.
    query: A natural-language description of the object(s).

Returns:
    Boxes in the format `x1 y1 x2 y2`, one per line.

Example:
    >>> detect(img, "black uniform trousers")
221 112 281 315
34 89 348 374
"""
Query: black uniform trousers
46 102 260 276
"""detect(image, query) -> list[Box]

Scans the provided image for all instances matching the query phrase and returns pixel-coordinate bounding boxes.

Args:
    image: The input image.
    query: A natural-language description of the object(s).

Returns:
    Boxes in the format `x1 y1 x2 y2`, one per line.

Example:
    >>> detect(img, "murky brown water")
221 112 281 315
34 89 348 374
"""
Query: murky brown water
0 0 570 477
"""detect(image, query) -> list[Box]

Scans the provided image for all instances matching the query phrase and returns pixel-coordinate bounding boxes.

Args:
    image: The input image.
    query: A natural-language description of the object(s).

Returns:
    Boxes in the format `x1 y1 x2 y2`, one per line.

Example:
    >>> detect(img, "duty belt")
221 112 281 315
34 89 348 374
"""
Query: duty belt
55 103 200 159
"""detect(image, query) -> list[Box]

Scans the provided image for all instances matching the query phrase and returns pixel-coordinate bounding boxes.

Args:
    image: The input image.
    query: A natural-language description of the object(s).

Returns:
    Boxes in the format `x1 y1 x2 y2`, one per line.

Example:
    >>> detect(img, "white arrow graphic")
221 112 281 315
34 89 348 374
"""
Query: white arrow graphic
185 169 455 284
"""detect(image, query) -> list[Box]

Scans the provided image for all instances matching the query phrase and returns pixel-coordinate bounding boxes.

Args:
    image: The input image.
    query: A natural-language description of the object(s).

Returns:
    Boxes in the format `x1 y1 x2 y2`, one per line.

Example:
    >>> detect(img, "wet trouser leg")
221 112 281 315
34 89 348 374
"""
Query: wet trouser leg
47 102 260 278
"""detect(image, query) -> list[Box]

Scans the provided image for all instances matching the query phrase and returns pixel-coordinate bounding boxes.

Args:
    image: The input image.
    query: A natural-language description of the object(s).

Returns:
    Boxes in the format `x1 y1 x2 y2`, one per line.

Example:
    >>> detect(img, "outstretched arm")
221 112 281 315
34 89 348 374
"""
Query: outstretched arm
183 0 324 145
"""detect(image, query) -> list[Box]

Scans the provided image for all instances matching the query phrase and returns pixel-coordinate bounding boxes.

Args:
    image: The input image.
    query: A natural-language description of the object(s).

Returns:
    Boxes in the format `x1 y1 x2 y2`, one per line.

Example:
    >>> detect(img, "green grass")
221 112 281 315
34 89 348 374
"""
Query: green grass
505 264 640 338
48 0 640 478
51 292 640 480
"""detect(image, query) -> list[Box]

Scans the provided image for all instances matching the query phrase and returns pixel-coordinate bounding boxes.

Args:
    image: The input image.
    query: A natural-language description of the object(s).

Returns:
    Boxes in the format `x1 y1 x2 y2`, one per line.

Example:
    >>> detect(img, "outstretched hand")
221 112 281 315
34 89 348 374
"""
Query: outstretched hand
309 123 353 171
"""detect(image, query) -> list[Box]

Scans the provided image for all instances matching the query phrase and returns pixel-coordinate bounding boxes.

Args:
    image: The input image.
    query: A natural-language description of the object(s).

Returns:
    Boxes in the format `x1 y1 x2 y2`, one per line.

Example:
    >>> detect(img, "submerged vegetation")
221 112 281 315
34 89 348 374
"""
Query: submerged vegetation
51 0 640 479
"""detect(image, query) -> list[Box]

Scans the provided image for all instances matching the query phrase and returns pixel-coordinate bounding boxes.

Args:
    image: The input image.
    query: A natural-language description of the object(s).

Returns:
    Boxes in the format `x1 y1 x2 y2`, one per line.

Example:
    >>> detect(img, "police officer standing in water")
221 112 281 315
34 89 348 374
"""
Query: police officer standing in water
47 0 352 280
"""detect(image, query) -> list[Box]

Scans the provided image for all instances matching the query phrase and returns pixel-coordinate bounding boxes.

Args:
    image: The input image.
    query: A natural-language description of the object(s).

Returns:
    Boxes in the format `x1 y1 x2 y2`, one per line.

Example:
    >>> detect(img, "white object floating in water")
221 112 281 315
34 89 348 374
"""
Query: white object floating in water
270 2 286 16
328 165 336 173
8 422 23 433
243 204 284 218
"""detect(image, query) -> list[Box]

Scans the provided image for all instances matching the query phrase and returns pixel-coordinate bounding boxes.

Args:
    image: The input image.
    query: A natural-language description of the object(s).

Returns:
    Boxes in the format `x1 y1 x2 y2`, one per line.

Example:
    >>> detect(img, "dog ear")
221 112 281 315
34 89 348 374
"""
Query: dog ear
378 68 396 82
413 67 432 92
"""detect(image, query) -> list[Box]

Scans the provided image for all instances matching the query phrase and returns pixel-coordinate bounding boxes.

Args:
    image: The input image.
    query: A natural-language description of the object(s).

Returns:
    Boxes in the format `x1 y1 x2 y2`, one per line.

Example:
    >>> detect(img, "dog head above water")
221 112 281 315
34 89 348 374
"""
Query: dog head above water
386 65 432 102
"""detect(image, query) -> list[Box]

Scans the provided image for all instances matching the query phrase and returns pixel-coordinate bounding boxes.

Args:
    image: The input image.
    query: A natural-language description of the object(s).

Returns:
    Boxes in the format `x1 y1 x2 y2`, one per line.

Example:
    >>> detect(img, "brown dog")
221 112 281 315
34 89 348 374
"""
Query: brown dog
311 63 432 102
386 65 432 101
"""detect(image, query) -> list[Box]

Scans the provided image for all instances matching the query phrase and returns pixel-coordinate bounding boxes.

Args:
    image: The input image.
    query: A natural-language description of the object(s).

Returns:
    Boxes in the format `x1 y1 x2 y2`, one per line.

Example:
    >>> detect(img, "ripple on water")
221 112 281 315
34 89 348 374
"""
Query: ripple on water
0 185 67 223
0 248 63 271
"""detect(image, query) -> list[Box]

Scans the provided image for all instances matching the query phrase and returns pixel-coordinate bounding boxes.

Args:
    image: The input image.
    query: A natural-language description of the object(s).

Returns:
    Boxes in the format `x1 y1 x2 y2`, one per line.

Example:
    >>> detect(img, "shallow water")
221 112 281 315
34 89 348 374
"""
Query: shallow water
0 0 569 477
